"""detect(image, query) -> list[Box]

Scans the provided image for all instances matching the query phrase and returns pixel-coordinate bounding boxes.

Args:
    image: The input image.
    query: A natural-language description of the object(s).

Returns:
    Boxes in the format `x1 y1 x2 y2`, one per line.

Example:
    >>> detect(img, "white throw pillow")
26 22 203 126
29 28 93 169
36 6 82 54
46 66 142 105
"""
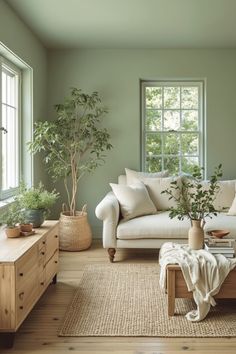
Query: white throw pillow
188 180 236 211
110 182 157 220
214 180 236 211
201 180 236 211
134 176 182 211
125 168 169 185
227 194 236 215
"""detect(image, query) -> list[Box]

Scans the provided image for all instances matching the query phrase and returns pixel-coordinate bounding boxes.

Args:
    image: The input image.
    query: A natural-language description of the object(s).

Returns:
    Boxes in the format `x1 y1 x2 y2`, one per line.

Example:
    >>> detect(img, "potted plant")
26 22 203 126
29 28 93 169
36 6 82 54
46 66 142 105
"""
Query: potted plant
18 209 33 233
16 182 59 228
161 164 223 250
0 203 21 238
28 87 112 251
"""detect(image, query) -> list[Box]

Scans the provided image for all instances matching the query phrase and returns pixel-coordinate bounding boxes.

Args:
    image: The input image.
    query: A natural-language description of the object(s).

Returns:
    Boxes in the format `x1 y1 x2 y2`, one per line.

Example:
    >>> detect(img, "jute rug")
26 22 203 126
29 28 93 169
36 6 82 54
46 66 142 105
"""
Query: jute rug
59 264 236 337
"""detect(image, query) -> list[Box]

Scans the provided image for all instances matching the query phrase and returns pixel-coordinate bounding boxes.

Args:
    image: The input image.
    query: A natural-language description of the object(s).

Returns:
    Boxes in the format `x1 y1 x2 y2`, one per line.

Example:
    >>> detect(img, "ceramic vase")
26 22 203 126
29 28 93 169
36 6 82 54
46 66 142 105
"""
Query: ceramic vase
188 219 204 250
24 209 46 228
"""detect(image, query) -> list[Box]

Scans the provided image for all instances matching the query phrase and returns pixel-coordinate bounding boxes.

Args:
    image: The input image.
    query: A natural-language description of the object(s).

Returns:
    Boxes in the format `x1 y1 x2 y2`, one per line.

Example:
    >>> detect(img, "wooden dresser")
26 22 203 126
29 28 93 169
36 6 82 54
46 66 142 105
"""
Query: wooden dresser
0 220 59 345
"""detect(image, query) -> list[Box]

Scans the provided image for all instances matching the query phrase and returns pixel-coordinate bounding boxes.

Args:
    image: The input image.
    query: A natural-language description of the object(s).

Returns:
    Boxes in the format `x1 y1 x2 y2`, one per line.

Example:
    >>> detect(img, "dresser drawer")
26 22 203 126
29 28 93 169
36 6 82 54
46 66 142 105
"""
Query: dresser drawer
16 272 39 327
45 250 59 285
46 227 59 263
38 235 46 250
16 246 38 287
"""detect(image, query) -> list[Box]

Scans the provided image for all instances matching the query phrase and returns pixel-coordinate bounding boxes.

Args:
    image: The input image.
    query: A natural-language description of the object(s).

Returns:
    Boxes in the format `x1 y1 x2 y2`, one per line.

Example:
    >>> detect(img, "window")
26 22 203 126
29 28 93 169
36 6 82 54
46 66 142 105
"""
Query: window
141 80 205 175
0 57 21 199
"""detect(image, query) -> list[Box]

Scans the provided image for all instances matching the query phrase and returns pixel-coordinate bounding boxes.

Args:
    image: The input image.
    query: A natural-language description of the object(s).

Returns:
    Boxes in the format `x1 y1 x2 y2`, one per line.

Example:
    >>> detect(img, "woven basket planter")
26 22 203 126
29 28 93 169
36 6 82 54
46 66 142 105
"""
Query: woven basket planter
59 205 92 251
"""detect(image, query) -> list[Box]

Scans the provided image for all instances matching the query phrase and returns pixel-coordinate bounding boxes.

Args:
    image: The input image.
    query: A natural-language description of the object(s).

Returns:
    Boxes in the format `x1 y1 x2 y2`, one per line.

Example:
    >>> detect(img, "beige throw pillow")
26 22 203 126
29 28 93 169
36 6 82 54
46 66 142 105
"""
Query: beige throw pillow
227 194 236 215
110 182 157 220
134 176 182 211
125 168 169 185
200 180 236 211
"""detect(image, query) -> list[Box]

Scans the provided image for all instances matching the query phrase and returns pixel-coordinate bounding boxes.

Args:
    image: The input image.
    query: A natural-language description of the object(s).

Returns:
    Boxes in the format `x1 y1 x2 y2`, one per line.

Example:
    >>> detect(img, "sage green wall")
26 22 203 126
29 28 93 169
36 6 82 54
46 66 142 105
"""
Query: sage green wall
48 49 236 237
0 0 48 186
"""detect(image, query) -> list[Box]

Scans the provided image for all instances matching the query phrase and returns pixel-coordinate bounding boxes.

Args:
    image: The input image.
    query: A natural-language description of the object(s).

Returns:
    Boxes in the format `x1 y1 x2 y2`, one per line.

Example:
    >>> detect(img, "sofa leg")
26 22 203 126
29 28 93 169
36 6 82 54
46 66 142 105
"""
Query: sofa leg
108 248 116 262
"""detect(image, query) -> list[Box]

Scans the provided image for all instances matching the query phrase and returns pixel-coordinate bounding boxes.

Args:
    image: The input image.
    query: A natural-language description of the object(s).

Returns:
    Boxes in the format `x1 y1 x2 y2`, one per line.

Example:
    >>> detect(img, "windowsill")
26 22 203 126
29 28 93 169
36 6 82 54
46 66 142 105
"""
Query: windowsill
0 197 15 211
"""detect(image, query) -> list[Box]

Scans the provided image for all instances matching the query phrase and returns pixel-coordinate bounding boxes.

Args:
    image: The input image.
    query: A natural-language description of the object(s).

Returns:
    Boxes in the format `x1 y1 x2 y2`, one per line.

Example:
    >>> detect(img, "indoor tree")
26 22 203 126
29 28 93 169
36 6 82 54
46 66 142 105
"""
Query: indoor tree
28 87 112 216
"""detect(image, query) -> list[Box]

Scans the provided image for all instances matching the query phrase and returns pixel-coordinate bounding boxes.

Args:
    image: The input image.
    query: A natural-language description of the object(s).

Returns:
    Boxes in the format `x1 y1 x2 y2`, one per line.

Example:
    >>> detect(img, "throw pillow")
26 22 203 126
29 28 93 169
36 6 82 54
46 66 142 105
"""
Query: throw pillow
125 168 169 185
227 194 236 215
201 180 236 211
110 182 157 220
134 176 182 211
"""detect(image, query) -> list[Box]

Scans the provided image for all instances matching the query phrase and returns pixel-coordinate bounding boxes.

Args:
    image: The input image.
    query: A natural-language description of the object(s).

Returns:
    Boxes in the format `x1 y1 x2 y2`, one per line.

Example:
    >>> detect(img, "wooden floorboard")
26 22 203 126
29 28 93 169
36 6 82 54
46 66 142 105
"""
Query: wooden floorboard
1 240 236 353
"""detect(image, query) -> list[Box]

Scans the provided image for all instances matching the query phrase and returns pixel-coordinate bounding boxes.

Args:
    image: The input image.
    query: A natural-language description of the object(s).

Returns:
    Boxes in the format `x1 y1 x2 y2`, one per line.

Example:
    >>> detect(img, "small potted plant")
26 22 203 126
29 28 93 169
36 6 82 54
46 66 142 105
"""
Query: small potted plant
161 164 223 250
18 209 33 233
16 182 59 228
0 203 21 238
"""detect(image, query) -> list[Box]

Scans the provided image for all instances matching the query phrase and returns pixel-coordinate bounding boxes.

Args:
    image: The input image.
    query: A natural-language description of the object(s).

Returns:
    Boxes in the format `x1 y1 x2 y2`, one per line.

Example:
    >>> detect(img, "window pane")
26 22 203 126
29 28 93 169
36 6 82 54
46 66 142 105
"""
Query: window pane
164 87 180 109
164 110 180 131
2 105 19 190
164 156 179 175
181 133 199 155
182 110 198 130
142 81 203 175
181 156 199 174
146 134 162 155
146 110 162 131
163 133 180 154
181 87 198 109
146 87 162 109
146 156 162 172
2 71 6 104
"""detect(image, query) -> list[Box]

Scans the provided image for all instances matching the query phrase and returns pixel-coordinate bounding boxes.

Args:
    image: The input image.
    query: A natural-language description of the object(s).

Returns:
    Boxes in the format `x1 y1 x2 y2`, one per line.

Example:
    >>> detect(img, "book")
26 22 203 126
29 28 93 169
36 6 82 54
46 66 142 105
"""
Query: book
205 241 235 257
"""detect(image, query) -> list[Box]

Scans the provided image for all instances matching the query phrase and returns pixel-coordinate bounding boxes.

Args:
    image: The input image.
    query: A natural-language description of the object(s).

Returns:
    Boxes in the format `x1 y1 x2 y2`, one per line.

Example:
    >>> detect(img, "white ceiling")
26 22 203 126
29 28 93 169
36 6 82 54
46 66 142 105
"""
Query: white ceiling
6 0 236 49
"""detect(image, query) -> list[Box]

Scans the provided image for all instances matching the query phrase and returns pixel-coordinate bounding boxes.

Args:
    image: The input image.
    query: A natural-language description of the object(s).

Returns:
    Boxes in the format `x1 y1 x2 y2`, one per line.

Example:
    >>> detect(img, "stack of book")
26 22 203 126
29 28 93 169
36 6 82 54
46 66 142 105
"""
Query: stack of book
205 238 235 259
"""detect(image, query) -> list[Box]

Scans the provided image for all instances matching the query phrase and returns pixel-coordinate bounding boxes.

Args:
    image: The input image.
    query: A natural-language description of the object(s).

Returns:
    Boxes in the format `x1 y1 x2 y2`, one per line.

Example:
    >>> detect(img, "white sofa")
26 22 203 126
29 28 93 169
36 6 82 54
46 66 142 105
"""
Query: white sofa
95 172 236 262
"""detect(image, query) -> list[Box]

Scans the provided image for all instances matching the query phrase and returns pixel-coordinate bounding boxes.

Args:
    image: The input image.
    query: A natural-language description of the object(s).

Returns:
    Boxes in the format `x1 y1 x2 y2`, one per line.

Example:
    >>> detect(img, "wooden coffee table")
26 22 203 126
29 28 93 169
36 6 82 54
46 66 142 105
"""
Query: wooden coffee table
166 264 236 316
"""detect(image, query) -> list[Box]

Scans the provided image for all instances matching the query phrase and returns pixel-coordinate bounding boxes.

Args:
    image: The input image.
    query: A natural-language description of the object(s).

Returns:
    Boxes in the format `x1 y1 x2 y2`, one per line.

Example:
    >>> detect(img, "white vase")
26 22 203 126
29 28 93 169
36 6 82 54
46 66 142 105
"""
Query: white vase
188 219 204 250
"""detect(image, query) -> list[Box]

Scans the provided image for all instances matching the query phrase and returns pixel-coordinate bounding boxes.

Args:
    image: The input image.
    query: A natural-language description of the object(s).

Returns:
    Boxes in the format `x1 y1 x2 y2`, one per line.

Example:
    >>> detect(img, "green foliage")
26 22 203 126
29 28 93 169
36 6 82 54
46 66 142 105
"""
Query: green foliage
0 202 21 227
28 87 112 214
16 182 59 210
161 164 223 222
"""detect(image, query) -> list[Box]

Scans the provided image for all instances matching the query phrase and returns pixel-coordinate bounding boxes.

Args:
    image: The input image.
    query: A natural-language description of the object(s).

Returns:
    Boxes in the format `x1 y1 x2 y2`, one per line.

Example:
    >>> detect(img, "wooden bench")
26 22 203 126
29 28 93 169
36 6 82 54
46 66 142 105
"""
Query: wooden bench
166 264 236 316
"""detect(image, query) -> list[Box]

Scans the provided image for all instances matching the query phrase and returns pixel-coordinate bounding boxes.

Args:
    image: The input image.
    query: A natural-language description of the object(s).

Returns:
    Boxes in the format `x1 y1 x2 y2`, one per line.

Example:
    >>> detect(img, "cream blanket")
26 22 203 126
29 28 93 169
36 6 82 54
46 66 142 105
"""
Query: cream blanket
159 242 236 322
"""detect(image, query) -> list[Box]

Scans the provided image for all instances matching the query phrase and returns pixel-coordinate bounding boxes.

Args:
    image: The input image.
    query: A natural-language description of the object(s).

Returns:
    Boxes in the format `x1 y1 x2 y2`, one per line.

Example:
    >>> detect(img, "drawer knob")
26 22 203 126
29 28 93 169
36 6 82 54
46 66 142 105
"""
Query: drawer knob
42 241 46 245
19 292 24 300
41 251 45 255
54 261 58 264
55 235 58 238
19 272 23 277
19 306 23 310
40 282 44 286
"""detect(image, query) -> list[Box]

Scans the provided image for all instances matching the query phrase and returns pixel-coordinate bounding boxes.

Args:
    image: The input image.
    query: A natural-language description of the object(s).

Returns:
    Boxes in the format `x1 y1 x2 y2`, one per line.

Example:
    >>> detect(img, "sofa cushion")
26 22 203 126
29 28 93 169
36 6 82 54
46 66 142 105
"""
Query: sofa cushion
117 211 236 241
125 168 169 184
117 211 190 240
134 176 182 211
110 182 157 220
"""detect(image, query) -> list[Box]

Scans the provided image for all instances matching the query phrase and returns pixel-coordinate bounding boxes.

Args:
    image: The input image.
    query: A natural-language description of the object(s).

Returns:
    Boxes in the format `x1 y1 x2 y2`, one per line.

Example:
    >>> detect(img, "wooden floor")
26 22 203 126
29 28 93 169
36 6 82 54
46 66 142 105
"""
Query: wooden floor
1 240 236 354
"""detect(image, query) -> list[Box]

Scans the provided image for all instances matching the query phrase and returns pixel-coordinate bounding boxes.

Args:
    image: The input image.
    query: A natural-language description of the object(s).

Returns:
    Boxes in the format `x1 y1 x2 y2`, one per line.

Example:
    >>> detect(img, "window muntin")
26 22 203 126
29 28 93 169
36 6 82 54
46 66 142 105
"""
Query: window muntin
0 58 21 199
141 81 204 175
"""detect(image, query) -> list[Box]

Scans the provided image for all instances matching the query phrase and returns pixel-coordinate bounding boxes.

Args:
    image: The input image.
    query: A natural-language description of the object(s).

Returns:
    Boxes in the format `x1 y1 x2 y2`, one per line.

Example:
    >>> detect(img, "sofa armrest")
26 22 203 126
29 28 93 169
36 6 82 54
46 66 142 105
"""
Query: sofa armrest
95 191 120 248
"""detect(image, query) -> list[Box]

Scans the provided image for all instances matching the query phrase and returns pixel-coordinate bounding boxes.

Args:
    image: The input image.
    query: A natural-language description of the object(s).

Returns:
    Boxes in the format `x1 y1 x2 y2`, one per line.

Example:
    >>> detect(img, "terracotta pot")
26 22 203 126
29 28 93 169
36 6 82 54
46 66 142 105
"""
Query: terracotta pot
188 219 204 250
20 223 33 233
5 227 21 238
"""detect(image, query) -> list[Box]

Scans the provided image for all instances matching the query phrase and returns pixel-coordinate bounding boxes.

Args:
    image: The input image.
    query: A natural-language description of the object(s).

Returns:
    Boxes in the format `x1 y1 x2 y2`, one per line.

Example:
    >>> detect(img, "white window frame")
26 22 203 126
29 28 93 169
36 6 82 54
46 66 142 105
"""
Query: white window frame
0 56 21 200
141 80 205 175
